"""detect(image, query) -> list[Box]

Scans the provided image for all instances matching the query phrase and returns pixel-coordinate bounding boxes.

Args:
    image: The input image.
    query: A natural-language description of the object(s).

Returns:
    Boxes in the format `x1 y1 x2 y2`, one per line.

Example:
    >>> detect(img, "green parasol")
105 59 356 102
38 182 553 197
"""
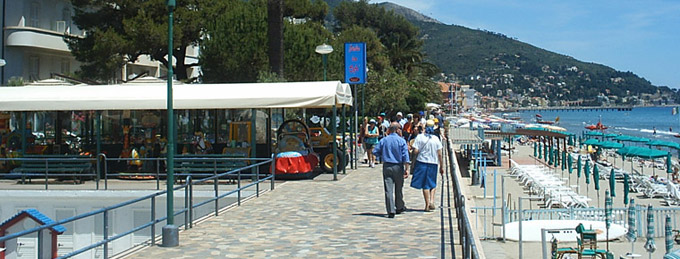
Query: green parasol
593 164 600 190
624 173 630 205
666 215 674 255
667 153 673 177
585 160 591 185
605 190 613 251
568 154 573 174
562 150 567 170
569 135 574 146
645 205 656 254
610 168 616 197
533 142 537 157
538 142 542 159
577 155 582 179
549 145 554 165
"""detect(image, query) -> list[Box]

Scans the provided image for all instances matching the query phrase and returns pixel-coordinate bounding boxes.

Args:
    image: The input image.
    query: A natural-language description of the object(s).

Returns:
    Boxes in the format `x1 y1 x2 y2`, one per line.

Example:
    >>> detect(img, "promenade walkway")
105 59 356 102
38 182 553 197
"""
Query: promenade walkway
127 164 456 258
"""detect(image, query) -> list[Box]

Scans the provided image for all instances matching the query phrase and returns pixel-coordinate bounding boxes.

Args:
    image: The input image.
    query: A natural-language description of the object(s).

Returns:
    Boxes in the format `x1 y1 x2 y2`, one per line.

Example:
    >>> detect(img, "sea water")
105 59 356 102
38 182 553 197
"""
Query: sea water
518 106 680 141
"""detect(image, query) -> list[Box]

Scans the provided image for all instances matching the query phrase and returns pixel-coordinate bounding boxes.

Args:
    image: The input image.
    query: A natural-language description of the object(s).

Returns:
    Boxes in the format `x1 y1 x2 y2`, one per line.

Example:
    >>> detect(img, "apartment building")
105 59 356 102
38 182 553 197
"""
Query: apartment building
0 0 198 85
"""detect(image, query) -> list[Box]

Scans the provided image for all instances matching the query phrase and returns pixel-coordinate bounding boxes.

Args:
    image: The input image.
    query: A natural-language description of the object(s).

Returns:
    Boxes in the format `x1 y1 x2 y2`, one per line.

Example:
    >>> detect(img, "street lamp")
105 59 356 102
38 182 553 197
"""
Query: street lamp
162 0 178 248
315 43 333 81
518 196 543 259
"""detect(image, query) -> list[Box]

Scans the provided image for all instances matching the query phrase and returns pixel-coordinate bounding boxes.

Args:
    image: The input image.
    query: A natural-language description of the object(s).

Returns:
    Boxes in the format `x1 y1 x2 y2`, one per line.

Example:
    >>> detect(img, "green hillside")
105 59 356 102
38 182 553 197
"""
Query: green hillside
377 2 678 105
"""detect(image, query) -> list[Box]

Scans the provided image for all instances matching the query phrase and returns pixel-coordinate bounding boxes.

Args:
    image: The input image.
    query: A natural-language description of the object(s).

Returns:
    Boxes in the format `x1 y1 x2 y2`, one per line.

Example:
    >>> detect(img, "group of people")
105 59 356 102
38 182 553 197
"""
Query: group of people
360 110 446 218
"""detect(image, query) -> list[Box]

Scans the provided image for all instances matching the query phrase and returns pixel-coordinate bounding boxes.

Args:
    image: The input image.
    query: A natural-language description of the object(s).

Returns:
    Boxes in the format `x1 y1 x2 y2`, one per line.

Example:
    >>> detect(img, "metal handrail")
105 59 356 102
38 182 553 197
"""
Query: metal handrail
447 137 483 259
440 139 456 258
0 156 275 259
0 157 99 189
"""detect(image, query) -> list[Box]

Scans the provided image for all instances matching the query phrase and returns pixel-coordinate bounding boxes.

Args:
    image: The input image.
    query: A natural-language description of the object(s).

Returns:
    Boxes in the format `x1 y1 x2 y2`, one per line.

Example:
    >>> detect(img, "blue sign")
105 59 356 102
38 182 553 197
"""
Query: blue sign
344 42 366 84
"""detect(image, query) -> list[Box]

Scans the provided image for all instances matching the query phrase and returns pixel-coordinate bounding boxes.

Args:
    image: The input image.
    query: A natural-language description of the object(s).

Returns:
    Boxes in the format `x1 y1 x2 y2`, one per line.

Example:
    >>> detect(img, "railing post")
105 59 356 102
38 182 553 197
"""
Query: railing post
185 176 190 230
189 178 193 228
238 170 242 206
105 157 109 190
156 158 161 190
214 172 219 217
96 155 100 190
270 157 275 191
44 159 49 190
256 165 260 197
37 228 43 259
103 210 109 259
151 196 156 246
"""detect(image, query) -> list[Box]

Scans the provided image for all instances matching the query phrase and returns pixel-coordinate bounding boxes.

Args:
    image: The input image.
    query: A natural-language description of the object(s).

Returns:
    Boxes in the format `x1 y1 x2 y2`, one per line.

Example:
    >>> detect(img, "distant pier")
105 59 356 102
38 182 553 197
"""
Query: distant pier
508 106 634 112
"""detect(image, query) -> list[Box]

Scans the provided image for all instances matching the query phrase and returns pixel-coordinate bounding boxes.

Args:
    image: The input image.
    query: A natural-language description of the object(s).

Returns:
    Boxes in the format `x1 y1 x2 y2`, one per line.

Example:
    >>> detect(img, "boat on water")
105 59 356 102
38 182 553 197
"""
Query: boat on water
535 114 559 125
585 121 608 130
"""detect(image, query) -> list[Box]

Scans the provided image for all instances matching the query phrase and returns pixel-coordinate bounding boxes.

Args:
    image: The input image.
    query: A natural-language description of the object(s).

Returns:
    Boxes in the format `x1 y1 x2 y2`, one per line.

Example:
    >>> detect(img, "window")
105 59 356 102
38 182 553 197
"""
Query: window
62 7 72 32
28 56 40 81
30 2 40 28
61 58 70 75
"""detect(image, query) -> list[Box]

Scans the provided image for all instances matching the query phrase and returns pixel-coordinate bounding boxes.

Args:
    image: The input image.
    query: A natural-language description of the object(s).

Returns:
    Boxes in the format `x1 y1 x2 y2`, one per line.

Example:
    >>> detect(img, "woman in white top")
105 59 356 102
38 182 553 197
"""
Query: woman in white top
409 119 444 211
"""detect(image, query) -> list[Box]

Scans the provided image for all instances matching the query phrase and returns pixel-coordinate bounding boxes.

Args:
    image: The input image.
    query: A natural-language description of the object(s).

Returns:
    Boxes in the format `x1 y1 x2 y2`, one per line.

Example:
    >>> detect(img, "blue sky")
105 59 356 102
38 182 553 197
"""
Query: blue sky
374 0 680 89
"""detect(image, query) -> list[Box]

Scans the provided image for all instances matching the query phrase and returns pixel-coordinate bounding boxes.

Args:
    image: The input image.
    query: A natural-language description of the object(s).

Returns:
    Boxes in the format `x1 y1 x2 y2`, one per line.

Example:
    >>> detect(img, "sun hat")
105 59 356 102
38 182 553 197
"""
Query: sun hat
369 119 376 124
380 112 386 116
407 113 413 119
396 112 403 116
433 118 439 123
426 119 435 127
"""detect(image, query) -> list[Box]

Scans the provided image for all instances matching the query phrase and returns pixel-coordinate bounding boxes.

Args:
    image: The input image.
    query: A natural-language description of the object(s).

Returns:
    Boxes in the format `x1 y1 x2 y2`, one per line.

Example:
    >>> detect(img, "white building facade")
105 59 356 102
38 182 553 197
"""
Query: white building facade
0 0 198 85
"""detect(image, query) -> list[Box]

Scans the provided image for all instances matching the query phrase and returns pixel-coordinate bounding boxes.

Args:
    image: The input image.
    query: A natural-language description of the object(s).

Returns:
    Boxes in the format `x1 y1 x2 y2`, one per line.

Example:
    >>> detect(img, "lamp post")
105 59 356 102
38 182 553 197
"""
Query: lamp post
518 196 543 259
315 43 333 81
162 0 178 247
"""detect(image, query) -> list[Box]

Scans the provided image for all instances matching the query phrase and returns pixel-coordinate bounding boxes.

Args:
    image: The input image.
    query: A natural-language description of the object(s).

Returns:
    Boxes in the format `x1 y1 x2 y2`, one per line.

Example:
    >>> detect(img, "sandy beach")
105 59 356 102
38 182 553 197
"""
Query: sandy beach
456 141 677 258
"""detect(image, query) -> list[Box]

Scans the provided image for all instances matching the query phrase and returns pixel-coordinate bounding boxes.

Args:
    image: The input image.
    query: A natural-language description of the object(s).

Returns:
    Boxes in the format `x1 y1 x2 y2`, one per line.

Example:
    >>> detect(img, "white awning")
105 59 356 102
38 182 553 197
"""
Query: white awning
0 81 352 111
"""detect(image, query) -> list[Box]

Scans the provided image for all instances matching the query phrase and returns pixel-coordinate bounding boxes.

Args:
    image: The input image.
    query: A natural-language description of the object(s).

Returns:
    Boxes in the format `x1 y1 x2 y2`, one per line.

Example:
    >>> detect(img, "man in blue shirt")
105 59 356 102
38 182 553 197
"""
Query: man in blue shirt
373 122 410 218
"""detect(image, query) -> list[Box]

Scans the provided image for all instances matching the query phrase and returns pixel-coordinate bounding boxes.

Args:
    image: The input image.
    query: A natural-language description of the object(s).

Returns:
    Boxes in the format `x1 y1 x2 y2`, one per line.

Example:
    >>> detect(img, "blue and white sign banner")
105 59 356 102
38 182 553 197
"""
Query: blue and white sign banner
344 42 366 84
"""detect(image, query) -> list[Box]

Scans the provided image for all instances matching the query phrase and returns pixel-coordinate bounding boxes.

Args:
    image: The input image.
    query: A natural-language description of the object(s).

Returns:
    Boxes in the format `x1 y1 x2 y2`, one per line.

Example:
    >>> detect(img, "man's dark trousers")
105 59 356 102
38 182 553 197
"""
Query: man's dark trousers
383 162 405 214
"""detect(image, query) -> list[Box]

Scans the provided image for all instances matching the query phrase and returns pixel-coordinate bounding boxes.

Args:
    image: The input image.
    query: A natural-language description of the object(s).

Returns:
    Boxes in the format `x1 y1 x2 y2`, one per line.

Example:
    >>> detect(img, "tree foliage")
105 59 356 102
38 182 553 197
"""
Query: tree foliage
67 0 204 82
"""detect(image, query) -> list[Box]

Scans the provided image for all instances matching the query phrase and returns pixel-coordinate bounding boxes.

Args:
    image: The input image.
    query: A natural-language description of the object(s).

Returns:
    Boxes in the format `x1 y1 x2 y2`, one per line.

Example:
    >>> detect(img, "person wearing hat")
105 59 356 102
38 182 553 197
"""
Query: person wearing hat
410 119 444 212
396 112 407 126
373 122 410 218
364 119 380 167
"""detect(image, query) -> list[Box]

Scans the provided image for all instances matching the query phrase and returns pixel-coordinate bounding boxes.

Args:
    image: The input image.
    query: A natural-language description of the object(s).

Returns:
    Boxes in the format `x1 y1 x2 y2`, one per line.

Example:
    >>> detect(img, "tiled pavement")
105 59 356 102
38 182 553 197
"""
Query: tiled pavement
127 164 451 258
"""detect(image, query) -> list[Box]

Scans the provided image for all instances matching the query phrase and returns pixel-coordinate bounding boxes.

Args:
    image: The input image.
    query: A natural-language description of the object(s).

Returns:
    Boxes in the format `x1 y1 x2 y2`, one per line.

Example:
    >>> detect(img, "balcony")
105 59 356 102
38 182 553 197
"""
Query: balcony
5 26 71 52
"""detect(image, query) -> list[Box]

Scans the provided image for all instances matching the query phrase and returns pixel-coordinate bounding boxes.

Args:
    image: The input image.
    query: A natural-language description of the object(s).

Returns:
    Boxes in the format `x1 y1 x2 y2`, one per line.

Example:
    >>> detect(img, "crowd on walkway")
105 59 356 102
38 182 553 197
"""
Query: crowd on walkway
357 109 447 218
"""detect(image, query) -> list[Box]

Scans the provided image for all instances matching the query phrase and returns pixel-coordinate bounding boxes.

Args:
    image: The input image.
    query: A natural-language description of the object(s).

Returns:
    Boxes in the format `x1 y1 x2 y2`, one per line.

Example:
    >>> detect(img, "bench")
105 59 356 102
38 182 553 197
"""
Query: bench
11 155 95 184
174 154 249 180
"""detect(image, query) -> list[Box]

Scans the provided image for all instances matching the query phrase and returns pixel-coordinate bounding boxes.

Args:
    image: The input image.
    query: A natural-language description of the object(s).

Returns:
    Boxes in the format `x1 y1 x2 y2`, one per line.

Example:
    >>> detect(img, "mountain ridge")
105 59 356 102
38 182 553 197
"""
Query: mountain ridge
375 1 677 105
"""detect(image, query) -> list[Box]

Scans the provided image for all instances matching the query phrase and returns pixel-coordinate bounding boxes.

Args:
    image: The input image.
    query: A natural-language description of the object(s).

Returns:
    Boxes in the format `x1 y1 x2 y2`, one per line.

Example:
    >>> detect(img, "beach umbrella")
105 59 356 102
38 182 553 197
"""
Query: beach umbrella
585 160 591 185
645 204 656 256
626 199 637 255
666 215 674 255
569 135 574 146
624 173 630 205
544 142 548 161
568 154 573 173
593 164 600 189
577 155 582 179
533 142 537 157
549 145 554 165
610 168 616 197
562 151 567 171
538 142 543 159
605 190 613 251
667 153 673 179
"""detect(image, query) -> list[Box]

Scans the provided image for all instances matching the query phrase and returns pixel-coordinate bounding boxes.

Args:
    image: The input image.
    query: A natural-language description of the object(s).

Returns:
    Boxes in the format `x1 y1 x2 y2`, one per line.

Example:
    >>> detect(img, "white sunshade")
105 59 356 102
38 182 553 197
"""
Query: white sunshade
0 81 352 111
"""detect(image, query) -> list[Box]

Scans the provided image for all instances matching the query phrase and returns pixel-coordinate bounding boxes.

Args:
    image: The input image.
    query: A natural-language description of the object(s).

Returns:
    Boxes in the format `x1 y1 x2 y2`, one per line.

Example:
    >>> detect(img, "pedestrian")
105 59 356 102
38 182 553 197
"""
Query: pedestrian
364 119 380 167
410 119 444 212
397 112 407 126
359 117 368 164
373 122 410 218
402 113 413 143
653 127 657 135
